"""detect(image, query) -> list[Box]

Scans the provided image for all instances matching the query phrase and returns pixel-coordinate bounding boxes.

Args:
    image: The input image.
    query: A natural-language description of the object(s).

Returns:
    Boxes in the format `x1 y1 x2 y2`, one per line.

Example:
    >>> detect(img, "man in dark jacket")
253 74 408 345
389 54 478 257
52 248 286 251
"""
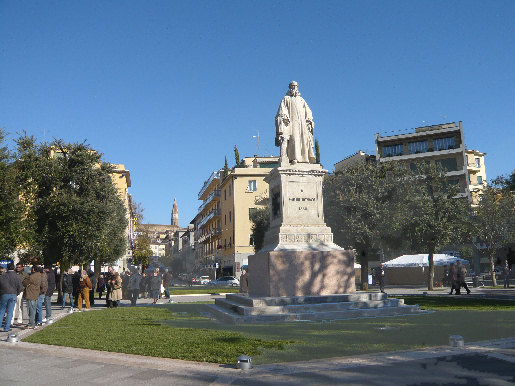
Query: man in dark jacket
448 263 458 294
44 266 55 320
0 262 23 332
88 270 97 306
62 269 74 309
36 266 48 325
22 266 41 329
162 269 172 298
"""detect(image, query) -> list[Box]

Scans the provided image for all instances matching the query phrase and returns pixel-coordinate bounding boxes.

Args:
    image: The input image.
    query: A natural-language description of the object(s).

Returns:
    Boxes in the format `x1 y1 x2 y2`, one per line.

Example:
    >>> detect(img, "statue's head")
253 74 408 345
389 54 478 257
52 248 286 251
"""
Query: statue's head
287 81 300 96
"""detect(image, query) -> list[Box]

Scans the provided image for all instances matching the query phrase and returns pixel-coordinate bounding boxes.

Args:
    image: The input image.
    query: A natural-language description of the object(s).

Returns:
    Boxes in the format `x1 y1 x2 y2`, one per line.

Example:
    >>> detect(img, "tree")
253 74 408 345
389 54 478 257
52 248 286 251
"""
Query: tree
469 184 515 286
132 234 153 268
315 139 320 164
493 170 515 192
14 135 128 268
234 145 241 167
0 128 23 258
324 162 414 290
223 156 229 177
250 207 270 252
404 164 470 290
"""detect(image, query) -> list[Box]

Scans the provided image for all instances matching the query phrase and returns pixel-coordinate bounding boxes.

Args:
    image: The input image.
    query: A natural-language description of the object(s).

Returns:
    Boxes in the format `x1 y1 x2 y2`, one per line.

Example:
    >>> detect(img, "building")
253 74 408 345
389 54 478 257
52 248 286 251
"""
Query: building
334 150 376 173
219 156 279 278
194 170 222 272
374 121 486 204
193 156 279 279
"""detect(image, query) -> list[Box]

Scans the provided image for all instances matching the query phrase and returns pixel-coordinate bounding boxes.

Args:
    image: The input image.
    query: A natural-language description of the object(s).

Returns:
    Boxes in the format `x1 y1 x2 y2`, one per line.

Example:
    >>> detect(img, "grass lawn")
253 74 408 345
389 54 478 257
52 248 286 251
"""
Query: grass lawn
25 298 515 365
167 286 240 295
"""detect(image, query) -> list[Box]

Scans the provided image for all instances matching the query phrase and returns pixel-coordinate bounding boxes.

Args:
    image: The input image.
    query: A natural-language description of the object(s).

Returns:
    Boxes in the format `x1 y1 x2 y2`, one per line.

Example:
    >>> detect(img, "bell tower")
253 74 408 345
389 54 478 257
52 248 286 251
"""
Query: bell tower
171 197 179 227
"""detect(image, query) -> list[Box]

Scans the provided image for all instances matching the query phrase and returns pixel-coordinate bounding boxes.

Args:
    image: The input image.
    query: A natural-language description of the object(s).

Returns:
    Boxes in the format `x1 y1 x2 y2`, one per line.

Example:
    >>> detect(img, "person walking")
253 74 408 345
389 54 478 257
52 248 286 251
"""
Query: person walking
108 272 122 308
22 266 41 329
62 269 74 309
12 263 28 327
150 270 162 304
239 268 249 294
105 266 114 307
127 268 141 306
448 263 458 294
375 263 386 293
0 262 23 332
77 270 92 311
456 260 471 295
44 266 55 321
503 260 511 288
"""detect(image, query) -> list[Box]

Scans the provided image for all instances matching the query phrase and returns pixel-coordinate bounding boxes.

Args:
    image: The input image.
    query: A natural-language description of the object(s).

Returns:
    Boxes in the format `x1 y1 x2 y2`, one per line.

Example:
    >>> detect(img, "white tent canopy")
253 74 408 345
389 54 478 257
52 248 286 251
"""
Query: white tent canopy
383 254 469 268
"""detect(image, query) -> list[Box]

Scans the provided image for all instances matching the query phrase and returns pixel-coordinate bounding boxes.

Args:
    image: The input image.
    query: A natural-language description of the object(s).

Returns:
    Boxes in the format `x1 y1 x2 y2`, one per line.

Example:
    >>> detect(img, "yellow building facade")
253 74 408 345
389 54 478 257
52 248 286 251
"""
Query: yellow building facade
219 156 279 278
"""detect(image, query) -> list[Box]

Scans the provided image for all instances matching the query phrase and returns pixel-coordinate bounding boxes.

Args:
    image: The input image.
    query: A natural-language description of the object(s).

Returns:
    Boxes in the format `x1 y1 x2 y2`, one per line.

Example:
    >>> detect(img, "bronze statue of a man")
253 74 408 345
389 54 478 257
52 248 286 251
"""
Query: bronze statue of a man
275 81 315 165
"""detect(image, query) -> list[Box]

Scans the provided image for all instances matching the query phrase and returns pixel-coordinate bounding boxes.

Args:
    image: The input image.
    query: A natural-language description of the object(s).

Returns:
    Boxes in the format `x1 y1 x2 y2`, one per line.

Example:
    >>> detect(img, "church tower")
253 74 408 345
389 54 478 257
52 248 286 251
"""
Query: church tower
171 197 179 227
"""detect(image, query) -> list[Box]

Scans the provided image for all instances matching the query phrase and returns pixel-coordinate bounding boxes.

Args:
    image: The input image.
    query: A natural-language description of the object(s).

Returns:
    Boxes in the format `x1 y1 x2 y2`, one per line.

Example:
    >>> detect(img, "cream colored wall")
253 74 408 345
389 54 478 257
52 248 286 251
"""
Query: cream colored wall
220 176 235 258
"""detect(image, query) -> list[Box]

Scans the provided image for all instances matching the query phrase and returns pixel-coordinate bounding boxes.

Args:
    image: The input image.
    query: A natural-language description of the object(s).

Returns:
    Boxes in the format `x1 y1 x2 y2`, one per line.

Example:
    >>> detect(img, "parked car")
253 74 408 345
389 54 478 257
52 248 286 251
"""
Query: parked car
199 276 211 285
208 276 240 287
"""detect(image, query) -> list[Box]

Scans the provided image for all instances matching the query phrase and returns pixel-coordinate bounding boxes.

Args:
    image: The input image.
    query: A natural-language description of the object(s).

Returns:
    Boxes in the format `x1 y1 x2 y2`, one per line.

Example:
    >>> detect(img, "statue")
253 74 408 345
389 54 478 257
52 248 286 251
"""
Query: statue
275 81 315 165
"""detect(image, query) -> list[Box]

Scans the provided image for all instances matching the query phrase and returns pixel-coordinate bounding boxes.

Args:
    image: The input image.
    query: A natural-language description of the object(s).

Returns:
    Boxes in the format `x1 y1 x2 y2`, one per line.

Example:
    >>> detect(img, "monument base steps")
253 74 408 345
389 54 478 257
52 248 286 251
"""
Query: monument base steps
206 293 423 324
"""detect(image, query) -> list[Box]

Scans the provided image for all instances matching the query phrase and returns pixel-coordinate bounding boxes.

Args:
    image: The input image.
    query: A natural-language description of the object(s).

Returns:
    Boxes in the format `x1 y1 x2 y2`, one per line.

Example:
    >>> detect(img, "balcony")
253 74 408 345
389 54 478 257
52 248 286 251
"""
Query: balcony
198 171 220 200
197 227 222 243
198 189 221 214
197 208 221 229
467 162 481 172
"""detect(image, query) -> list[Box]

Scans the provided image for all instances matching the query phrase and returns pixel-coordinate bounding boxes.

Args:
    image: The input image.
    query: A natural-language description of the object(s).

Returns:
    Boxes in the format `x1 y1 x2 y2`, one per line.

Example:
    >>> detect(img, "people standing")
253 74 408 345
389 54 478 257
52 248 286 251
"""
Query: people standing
62 269 74 309
0 262 23 332
503 260 512 289
150 270 162 304
456 260 471 295
22 266 41 329
127 268 141 306
448 263 458 294
240 268 249 294
105 266 114 307
12 263 28 327
88 270 97 306
96 274 105 299
44 265 55 321
77 270 92 311
375 263 386 294
36 266 48 325
108 272 122 308
162 269 172 299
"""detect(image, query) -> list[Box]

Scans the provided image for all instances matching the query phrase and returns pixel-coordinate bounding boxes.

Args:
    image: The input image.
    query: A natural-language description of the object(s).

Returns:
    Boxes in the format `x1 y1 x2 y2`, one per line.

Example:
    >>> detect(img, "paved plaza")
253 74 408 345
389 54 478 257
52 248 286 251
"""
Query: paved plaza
1 287 514 385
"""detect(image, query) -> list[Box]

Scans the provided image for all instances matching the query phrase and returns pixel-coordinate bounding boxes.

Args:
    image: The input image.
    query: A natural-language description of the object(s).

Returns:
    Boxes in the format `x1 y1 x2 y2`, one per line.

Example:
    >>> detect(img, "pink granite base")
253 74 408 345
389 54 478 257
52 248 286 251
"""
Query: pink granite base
248 250 356 297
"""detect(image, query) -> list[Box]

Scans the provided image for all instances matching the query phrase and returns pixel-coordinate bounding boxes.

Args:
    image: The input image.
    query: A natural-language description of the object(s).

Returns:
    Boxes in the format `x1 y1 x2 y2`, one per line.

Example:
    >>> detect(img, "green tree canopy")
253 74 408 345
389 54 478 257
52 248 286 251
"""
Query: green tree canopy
250 207 270 252
14 135 127 267
324 161 414 289
132 234 153 268
0 128 23 259
469 184 515 286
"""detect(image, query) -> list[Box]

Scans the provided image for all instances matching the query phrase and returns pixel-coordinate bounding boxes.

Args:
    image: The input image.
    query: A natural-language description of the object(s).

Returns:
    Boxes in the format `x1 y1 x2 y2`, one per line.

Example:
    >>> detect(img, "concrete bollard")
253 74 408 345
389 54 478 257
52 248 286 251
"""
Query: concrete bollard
449 335 464 347
236 355 253 370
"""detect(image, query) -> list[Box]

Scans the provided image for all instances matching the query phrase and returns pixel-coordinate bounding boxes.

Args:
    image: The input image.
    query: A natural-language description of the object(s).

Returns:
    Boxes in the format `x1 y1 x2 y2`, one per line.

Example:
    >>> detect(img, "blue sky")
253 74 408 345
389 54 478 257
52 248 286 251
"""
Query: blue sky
1 1 514 226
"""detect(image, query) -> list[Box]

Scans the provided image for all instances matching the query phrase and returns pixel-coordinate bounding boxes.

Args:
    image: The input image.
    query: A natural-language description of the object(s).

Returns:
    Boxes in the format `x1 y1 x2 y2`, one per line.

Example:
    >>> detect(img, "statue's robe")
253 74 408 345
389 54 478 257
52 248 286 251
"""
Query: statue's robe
275 94 315 164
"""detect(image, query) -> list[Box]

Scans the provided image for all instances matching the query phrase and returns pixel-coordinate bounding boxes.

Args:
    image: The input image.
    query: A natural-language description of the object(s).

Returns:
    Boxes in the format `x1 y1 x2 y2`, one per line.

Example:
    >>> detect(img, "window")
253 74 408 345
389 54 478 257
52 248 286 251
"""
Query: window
249 234 255 246
433 137 455 151
383 144 403 157
229 211 232 222
224 189 226 200
477 175 483 185
224 214 226 225
474 158 480 168
248 180 257 192
408 141 428 154
229 184 232 196
249 207 259 220
437 157 458 172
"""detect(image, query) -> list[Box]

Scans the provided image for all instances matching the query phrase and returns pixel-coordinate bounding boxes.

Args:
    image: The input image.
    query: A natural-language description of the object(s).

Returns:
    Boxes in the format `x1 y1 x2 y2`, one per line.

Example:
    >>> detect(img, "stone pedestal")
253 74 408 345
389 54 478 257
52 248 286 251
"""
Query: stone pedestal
249 249 355 297
262 163 338 251
248 163 355 297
